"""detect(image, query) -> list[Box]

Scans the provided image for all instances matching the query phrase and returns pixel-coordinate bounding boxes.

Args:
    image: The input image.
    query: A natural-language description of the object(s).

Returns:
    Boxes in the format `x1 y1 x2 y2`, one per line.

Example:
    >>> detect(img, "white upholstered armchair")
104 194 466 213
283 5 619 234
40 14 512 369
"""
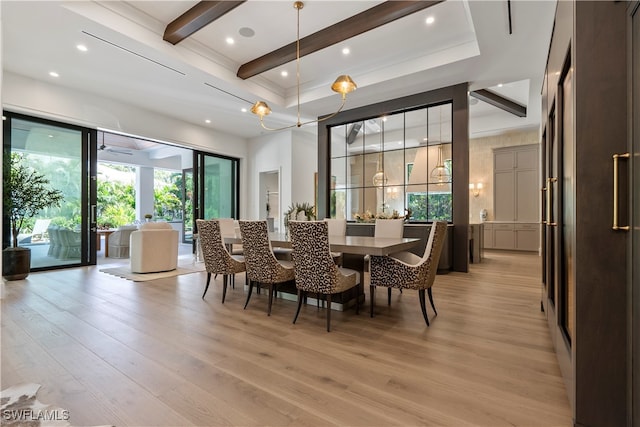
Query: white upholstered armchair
107 225 138 258
130 222 179 273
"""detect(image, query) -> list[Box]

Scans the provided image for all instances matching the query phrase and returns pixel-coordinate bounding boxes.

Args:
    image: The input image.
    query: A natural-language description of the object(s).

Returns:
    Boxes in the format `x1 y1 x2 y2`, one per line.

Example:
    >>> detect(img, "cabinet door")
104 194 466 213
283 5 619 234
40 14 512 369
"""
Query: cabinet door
515 224 539 251
483 224 494 248
494 171 515 221
494 151 514 171
493 223 515 249
516 169 539 222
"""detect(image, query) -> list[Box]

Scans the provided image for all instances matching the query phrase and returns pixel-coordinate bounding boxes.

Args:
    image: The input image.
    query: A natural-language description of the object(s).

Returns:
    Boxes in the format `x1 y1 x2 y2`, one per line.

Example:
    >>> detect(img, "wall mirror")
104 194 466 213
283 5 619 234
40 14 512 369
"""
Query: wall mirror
328 103 453 222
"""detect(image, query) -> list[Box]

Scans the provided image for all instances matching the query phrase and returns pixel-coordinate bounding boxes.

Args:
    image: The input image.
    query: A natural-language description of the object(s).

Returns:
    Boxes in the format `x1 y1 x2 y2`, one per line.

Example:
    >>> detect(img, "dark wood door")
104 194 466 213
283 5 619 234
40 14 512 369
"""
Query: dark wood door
631 3 640 424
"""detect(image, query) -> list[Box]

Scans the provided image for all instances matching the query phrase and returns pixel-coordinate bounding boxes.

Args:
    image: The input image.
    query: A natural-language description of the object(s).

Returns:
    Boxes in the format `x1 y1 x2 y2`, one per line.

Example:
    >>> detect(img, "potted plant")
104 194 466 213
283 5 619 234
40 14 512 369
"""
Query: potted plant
3 153 64 280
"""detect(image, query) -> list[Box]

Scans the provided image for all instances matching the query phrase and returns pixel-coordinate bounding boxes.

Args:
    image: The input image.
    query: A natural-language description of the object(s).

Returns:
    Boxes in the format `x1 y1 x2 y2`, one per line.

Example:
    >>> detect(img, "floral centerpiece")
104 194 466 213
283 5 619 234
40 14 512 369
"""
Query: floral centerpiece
354 208 412 222
284 202 315 236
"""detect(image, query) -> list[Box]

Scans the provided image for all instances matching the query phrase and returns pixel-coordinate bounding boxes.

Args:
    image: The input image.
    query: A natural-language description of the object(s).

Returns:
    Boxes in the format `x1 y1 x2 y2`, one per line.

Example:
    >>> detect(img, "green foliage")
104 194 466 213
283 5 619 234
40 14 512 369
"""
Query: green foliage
408 192 452 222
4 153 65 247
154 184 181 220
96 180 136 227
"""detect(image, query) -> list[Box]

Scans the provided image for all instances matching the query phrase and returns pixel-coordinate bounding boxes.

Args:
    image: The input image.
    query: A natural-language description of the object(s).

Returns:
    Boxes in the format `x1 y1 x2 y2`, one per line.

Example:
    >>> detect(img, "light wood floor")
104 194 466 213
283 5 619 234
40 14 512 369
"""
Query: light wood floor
1 251 571 426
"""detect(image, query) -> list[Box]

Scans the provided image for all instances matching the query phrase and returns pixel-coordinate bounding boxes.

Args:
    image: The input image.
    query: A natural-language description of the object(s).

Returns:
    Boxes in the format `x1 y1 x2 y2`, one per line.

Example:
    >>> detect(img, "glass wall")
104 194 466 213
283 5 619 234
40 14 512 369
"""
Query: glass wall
329 103 452 222
195 152 239 221
3 115 88 269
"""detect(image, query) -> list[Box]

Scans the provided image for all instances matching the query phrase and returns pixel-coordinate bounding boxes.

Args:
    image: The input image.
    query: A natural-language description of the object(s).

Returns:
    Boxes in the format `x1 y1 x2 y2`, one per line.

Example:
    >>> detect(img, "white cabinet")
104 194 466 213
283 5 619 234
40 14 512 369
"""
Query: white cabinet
493 223 515 249
484 144 540 252
483 222 539 251
493 144 539 222
483 223 494 248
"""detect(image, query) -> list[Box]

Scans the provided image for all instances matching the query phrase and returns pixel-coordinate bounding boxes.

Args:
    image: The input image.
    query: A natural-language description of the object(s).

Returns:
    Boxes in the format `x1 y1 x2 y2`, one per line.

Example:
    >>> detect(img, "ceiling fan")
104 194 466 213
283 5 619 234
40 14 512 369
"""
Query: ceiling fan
98 134 133 155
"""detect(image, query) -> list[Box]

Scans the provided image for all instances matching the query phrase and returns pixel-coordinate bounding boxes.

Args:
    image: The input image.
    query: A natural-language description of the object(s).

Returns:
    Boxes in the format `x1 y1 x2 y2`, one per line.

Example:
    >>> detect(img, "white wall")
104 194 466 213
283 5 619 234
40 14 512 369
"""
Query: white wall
2 71 250 219
291 130 318 211
4 73 248 159
247 131 292 223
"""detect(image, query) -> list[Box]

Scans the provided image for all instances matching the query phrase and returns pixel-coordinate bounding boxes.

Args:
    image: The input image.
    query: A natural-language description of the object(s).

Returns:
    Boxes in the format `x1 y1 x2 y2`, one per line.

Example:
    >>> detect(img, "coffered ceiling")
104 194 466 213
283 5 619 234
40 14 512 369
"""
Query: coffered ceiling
1 1 556 139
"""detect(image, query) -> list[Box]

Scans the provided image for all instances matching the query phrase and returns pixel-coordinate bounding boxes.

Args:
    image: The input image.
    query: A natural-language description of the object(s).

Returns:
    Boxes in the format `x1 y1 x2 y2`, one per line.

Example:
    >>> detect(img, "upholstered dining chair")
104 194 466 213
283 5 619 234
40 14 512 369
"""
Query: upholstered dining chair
289 221 360 332
373 218 406 303
217 217 243 255
325 218 347 266
374 218 405 238
369 221 447 326
196 219 246 303
239 220 295 316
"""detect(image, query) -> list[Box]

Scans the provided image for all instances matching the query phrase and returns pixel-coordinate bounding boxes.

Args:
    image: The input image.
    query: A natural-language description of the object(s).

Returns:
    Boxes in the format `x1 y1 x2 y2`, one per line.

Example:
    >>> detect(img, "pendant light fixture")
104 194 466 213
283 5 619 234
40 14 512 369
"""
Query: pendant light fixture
250 1 357 131
430 106 451 184
372 119 387 187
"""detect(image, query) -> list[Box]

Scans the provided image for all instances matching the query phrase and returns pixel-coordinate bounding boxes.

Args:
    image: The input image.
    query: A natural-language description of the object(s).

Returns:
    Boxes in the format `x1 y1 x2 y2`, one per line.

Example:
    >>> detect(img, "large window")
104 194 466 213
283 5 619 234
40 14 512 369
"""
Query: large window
329 103 452 222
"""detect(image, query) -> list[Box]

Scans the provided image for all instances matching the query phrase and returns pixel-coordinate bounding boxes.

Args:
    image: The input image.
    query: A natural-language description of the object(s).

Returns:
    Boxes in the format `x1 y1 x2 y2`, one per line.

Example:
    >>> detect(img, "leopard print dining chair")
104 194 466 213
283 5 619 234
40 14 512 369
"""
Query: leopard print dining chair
238 220 295 316
289 220 360 332
369 221 447 326
196 219 246 303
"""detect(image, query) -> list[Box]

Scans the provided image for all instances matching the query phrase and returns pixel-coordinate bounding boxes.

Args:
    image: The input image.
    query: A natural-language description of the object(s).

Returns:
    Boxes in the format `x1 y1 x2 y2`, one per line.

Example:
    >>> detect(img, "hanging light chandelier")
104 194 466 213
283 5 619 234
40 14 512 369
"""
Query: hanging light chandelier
372 118 388 187
250 1 357 131
430 107 451 184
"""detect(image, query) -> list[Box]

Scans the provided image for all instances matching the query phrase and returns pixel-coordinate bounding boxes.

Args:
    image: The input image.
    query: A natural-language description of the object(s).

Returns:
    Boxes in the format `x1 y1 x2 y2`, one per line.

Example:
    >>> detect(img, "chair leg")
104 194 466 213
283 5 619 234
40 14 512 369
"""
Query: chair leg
427 287 437 316
231 274 235 289
418 289 430 326
267 284 274 316
355 288 360 315
326 293 332 332
370 285 375 318
244 280 254 309
222 275 228 304
388 287 392 306
202 273 212 299
293 289 304 324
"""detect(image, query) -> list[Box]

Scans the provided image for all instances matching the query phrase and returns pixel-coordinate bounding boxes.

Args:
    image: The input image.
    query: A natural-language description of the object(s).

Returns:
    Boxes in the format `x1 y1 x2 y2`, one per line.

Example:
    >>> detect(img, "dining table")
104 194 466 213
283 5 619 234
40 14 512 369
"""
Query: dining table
224 232 420 257
223 232 421 309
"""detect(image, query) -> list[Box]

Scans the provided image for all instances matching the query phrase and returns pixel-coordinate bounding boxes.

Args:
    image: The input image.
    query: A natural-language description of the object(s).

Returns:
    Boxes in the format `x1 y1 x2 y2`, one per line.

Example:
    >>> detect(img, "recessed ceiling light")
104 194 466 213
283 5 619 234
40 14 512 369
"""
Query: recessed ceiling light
281 71 288 77
48 134 54 138
241 108 247 113
49 71 59 78
426 16 435 25
76 44 88 52
226 37 234 45
497 83 503 87
205 119 211 124
342 47 350 55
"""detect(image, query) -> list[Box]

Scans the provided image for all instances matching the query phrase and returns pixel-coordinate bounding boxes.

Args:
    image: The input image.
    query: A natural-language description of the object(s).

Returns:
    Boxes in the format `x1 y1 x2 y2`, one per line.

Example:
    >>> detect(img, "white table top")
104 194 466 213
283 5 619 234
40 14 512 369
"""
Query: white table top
224 233 420 257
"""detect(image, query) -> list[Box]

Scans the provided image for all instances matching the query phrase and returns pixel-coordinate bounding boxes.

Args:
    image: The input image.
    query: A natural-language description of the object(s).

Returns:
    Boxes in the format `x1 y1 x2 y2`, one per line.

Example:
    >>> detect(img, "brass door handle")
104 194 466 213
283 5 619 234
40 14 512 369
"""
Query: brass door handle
612 153 630 231
546 178 557 227
541 187 547 224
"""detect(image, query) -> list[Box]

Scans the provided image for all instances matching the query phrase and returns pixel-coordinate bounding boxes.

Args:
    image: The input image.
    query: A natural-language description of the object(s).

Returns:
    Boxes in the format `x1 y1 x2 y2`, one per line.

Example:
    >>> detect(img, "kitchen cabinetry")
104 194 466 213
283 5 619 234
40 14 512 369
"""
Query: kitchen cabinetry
483 222 539 251
484 144 539 252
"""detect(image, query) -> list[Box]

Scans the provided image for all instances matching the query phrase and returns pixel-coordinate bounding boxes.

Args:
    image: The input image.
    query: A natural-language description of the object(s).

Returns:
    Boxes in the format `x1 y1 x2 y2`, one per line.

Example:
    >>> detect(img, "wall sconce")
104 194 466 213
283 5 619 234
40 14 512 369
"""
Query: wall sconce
469 182 483 197
386 186 399 200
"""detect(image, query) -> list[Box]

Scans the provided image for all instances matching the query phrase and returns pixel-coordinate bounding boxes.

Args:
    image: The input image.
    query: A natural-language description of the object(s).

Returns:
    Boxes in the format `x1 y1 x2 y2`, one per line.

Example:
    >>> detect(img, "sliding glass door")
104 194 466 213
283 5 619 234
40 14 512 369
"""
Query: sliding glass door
3 112 96 269
193 151 239 222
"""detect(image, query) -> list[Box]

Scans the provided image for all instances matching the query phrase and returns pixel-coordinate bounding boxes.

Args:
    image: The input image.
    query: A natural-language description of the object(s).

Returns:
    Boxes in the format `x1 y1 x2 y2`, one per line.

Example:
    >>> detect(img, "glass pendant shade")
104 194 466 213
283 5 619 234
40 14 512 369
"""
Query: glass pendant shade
372 153 388 187
431 144 450 183
332 75 357 98
251 101 271 117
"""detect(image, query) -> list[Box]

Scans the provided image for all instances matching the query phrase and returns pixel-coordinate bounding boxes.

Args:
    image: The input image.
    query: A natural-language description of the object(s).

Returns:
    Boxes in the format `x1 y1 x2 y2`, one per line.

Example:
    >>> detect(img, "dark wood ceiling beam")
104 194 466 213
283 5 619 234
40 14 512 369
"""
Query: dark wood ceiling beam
163 1 246 45
237 0 444 80
470 89 527 117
